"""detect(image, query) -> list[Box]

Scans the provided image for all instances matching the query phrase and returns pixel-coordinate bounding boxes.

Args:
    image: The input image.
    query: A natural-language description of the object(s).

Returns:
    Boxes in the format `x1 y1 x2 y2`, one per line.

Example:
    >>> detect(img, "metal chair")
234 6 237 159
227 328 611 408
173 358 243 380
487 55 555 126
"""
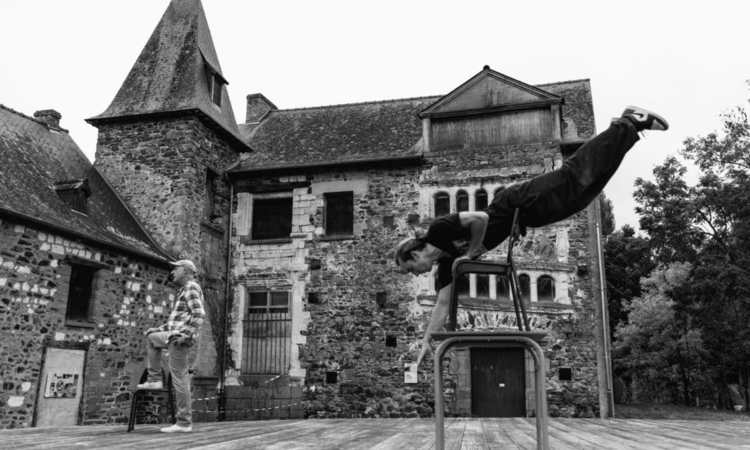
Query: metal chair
127 368 175 432
431 209 549 450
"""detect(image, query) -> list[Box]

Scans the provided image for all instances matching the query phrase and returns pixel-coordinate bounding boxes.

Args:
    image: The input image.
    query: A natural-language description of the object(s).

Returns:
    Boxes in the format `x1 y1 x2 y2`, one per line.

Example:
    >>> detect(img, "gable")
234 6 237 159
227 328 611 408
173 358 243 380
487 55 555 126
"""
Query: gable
421 67 562 118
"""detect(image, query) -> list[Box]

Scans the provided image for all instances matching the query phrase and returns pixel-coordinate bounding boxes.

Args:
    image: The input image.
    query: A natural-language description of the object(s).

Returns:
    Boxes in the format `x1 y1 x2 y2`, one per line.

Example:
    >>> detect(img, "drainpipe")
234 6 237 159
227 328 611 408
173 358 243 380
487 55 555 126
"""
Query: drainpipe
218 172 235 421
594 197 615 418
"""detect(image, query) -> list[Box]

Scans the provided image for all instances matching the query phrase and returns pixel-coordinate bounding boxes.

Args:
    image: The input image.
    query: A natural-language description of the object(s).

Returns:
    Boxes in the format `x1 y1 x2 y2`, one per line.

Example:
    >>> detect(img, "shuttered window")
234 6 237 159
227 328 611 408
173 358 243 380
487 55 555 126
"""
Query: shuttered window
325 191 353 237
252 196 292 240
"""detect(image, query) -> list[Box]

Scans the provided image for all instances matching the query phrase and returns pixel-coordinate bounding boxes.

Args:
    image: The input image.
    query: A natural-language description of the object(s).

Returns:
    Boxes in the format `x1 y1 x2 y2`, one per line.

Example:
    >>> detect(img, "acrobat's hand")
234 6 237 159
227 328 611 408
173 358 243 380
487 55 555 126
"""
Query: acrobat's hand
416 341 433 367
452 256 471 272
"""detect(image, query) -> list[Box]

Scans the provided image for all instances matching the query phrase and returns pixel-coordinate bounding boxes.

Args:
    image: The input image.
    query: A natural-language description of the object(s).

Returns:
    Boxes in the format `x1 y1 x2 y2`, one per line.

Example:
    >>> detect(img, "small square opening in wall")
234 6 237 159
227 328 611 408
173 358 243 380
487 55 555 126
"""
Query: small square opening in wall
559 367 572 381
310 259 321 270
407 214 420 225
376 292 387 307
308 293 319 304
326 371 338 384
385 335 397 347
383 216 394 228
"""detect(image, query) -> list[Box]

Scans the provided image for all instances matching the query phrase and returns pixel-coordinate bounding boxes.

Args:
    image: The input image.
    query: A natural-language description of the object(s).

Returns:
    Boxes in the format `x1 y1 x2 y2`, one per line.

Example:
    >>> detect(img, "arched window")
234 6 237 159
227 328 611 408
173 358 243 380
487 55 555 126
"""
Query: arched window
434 192 450 217
518 274 531 301
475 189 488 211
476 274 490 298
538 275 556 302
456 273 470 297
496 275 511 301
456 190 469 212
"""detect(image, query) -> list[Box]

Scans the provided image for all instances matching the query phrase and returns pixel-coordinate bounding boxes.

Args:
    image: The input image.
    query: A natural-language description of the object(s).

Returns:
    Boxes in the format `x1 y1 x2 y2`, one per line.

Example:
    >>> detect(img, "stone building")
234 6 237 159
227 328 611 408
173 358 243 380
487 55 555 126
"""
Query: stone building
0 105 174 427
1 0 613 426
227 67 611 419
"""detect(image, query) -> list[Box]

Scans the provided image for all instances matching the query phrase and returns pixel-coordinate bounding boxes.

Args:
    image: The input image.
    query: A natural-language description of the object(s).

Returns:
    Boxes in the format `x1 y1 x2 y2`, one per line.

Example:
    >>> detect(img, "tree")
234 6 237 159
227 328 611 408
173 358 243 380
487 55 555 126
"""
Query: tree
614 263 707 405
599 192 615 238
631 87 750 407
604 225 655 339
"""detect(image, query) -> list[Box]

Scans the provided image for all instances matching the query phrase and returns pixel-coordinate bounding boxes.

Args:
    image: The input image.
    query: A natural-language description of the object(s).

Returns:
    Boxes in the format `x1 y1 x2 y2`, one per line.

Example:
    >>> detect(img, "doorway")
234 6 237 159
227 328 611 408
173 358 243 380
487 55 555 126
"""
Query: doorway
34 347 86 426
471 347 526 417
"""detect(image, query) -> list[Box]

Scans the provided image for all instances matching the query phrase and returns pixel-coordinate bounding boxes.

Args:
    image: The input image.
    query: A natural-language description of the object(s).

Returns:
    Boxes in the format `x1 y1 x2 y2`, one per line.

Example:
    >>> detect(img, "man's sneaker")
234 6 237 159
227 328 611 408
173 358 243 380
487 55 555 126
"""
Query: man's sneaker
621 106 669 131
136 381 163 390
161 424 192 433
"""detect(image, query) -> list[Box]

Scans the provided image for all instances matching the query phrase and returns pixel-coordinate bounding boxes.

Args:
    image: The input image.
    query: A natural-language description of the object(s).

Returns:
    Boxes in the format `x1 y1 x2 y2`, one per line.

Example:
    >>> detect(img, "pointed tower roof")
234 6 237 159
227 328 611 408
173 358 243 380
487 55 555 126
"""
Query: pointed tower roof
87 0 250 152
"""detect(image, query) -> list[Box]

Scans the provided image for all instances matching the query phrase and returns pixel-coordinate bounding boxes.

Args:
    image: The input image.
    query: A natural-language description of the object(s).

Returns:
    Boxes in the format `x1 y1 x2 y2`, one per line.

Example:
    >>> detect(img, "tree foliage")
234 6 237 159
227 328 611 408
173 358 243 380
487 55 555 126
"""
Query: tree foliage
625 89 750 407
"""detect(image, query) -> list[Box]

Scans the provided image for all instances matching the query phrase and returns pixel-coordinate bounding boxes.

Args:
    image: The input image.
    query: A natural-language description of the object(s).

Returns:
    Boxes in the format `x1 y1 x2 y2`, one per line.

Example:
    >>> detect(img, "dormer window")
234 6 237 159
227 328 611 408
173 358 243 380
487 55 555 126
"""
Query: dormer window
54 179 91 215
211 74 223 106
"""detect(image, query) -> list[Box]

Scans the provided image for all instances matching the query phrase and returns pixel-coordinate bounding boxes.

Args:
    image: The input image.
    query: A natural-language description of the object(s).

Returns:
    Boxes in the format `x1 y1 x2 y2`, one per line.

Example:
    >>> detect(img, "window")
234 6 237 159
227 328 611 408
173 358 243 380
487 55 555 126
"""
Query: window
496 275 511 301
519 274 531 301
325 191 353 237
475 189 488 211
456 274 470 297
243 291 291 375
476 274 490 298
456 190 469 212
66 264 97 325
211 74 223 106
538 275 556 302
434 192 450 217
252 196 292 240
248 291 290 314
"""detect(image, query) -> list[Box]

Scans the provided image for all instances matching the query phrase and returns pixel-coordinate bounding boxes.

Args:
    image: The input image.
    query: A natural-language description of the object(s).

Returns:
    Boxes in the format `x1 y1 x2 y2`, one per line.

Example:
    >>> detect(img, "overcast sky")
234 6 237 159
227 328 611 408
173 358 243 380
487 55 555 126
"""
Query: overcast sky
3 0 749 231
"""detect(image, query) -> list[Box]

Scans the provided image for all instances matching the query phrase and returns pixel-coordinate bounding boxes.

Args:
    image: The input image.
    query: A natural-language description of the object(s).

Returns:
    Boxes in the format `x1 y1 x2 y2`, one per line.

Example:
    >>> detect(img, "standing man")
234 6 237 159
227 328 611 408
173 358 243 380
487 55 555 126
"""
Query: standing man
395 106 668 366
137 259 205 433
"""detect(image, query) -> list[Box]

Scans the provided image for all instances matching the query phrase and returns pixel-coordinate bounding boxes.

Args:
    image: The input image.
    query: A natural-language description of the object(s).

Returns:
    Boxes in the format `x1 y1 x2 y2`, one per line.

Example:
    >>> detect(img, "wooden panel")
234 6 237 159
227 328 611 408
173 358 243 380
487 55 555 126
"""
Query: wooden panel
430 110 552 151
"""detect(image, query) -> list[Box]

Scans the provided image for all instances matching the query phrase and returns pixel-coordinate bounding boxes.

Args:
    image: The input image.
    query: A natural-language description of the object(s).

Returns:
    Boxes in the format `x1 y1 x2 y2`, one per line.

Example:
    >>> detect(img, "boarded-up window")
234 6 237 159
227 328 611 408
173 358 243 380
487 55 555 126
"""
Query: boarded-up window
66 265 97 323
325 191 354 237
252 196 292 240
538 275 556 302
243 291 291 375
457 190 469 212
434 192 450 217
204 168 218 222
475 189 488 211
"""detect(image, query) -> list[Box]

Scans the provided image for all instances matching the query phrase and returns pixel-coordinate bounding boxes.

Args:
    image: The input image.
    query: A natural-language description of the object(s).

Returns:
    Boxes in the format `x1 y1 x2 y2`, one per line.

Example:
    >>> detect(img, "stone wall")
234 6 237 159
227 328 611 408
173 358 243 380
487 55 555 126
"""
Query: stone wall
94 116 237 377
0 218 175 428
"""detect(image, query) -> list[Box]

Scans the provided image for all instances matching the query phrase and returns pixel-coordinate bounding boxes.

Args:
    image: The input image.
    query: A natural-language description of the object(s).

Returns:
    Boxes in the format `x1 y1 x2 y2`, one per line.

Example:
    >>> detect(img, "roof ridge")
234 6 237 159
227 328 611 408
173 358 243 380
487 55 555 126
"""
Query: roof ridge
277 95 441 112
0 104 70 133
536 78 591 87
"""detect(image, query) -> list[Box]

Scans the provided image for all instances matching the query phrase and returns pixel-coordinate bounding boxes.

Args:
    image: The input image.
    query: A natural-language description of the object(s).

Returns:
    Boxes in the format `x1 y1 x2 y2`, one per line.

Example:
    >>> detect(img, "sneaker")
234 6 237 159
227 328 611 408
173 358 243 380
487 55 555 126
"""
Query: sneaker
135 381 163 390
161 424 192 433
620 106 669 131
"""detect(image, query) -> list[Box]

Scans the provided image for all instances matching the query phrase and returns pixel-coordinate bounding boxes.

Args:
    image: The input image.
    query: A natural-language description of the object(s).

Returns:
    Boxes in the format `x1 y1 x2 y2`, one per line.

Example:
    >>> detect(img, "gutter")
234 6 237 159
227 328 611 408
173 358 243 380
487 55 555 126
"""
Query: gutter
594 197 615 417
218 170 235 421
226 154 424 177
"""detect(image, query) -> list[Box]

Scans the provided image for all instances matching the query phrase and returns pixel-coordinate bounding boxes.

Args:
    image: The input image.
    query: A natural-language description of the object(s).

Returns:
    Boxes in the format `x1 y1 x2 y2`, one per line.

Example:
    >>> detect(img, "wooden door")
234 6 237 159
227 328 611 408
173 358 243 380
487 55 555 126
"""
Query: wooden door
471 347 525 417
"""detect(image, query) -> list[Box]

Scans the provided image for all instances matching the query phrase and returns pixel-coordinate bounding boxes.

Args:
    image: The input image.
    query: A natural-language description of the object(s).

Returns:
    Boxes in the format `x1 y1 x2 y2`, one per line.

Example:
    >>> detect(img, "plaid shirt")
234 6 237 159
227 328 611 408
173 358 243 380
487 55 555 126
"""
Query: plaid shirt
159 280 205 339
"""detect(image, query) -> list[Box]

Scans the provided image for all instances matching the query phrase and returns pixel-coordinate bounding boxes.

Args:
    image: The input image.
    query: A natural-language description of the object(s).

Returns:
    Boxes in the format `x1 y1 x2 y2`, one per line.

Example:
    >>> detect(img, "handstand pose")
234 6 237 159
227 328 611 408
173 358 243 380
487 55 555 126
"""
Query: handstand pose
395 106 668 366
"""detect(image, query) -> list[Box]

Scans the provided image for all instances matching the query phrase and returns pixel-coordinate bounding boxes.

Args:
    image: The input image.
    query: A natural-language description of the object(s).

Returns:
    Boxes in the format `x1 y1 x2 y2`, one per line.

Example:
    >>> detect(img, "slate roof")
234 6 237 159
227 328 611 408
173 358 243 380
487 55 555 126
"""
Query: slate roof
232 76 594 173
232 96 439 172
0 105 169 262
86 0 249 152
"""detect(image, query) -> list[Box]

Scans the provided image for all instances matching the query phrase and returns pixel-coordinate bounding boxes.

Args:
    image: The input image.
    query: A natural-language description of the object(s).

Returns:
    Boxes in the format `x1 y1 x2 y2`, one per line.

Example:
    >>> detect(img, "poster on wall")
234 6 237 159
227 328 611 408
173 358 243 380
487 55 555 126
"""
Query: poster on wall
44 373 79 398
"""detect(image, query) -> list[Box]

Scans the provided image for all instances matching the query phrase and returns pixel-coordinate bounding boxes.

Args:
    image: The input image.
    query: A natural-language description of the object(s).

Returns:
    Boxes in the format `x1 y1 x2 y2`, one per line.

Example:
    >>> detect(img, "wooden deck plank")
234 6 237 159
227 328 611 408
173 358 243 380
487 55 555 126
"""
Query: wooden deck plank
480 418 517 450
1 417 749 449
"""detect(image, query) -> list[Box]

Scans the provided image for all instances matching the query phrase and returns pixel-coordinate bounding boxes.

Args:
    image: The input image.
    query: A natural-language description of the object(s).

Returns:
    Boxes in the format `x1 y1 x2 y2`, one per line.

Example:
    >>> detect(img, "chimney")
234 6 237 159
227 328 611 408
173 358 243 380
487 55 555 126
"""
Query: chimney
245 94 278 123
34 109 62 129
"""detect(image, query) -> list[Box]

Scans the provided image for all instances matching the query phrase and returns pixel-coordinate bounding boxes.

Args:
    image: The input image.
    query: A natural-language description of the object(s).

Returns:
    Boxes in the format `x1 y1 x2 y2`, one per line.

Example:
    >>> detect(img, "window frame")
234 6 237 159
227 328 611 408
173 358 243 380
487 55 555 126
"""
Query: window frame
211 74 223 106
64 257 109 328
434 191 450 218
246 290 291 315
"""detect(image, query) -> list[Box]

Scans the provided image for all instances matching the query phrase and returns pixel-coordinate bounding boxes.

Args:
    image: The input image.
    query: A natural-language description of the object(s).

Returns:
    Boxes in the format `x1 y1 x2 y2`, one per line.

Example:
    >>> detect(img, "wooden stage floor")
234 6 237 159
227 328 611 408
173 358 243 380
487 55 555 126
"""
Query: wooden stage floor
2 417 749 449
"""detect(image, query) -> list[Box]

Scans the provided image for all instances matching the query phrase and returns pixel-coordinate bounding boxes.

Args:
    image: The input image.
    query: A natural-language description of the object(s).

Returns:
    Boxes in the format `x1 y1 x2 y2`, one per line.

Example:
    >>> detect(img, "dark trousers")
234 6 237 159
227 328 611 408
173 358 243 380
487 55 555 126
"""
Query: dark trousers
482 118 640 250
